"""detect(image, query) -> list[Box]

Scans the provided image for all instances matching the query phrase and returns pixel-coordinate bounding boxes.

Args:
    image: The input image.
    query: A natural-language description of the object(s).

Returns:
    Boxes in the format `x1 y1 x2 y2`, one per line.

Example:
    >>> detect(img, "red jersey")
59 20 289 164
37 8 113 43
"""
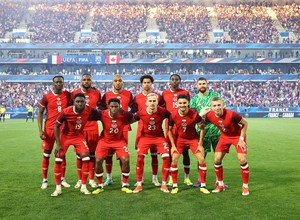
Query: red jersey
99 109 133 143
72 88 101 131
131 92 164 113
169 108 201 140
100 89 133 111
205 109 243 137
134 106 170 137
162 88 190 112
39 90 71 130
57 105 99 137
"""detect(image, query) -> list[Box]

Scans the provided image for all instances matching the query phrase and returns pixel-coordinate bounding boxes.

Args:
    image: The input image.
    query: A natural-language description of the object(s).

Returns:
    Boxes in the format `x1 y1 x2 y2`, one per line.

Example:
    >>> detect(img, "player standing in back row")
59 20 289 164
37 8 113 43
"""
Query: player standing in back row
162 74 192 186
38 75 71 189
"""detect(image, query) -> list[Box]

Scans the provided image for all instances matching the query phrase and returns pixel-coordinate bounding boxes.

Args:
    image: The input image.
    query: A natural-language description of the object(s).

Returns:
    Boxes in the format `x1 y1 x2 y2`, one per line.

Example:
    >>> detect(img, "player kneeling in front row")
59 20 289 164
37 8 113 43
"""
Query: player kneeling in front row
51 93 99 197
92 98 135 194
202 97 250 196
168 94 210 194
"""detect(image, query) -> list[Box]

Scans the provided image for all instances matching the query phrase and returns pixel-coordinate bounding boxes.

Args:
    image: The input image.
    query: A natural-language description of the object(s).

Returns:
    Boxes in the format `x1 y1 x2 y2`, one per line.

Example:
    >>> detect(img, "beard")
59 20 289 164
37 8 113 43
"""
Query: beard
199 87 207 94
82 84 91 90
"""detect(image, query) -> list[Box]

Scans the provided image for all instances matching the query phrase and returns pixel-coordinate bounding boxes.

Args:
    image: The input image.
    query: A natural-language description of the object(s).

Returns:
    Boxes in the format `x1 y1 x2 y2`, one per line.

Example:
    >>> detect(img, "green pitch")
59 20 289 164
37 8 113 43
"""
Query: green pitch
0 119 299 219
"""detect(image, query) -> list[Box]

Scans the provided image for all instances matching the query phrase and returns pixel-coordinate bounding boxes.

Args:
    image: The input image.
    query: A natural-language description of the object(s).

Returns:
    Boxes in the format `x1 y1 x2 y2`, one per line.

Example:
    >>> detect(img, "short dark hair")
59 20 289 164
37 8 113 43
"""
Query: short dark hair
108 98 120 105
74 93 86 100
52 75 64 82
170 74 181 81
197 77 207 82
140 75 154 84
177 94 189 101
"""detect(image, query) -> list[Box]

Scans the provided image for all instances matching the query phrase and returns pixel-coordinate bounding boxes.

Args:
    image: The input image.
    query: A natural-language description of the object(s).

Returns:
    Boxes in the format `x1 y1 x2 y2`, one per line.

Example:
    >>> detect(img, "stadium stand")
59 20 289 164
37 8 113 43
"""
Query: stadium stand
0 1 299 44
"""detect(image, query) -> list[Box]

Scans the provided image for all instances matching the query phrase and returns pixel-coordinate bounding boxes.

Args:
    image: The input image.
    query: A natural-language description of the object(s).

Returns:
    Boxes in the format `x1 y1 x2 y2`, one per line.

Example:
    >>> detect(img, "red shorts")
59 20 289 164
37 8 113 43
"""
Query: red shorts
107 130 130 155
60 134 89 156
176 139 201 154
41 128 55 151
83 130 99 153
96 139 129 158
215 135 248 154
137 136 169 156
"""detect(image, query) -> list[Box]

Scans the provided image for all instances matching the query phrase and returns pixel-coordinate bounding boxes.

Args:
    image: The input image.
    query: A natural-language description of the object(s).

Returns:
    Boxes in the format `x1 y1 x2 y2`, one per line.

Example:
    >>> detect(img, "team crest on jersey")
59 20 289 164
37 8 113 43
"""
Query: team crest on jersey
56 98 62 105
112 120 117 128
117 96 121 99
76 117 82 124
173 96 177 102
181 119 187 127
218 120 226 132
85 96 90 105
149 118 155 125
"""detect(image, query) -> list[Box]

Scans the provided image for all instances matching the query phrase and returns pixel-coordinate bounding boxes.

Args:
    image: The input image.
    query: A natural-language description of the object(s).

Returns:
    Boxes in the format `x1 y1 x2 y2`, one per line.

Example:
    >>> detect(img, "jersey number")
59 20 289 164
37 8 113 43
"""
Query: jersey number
148 125 156 130
109 128 119 134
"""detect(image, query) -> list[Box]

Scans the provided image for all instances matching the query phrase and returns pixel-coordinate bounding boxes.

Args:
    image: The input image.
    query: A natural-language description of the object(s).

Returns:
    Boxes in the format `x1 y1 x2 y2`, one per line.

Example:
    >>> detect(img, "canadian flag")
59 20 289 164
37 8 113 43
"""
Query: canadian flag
106 55 121 64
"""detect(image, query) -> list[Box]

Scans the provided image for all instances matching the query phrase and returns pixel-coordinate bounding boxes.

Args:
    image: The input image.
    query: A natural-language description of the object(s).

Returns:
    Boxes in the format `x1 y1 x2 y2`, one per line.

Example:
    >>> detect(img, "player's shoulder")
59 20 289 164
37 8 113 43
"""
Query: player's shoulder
224 108 235 117
91 87 101 95
103 90 112 97
157 106 167 112
206 110 214 118
63 105 73 113
188 108 198 115
189 108 197 113
190 94 199 101
72 88 81 94
157 106 169 114
162 88 171 95
134 93 144 99
121 89 133 95
178 88 189 93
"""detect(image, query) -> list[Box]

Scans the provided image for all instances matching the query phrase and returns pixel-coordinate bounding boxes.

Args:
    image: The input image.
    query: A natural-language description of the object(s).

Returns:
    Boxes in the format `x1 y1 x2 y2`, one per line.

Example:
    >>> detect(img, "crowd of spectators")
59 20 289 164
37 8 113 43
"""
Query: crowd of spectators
0 2 26 38
213 4 279 43
1 1 299 44
272 3 300 40
27 2 89 43
1 79 299 110
154 3 211 43
92 3 147 43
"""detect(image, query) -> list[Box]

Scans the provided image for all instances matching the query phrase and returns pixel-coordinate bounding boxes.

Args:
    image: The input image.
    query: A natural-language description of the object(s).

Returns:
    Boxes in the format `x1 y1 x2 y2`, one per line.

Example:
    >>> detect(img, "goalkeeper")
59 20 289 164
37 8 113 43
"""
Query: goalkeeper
190 77 226 188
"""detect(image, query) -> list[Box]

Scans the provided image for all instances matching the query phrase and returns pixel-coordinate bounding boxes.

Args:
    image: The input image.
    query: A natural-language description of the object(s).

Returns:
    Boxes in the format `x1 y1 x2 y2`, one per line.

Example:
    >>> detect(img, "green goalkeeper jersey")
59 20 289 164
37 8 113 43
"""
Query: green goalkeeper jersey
190 91 223 137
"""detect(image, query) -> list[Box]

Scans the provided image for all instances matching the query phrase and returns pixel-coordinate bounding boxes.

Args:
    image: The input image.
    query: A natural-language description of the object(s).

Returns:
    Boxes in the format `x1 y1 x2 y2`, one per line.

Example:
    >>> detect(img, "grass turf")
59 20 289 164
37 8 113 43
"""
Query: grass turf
0 118 299 219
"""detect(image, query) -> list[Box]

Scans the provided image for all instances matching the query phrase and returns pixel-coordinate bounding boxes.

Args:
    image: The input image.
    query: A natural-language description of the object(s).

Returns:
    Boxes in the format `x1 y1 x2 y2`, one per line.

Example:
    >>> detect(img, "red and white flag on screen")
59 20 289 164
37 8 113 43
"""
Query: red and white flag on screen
106 55 121 64
48 55 62 64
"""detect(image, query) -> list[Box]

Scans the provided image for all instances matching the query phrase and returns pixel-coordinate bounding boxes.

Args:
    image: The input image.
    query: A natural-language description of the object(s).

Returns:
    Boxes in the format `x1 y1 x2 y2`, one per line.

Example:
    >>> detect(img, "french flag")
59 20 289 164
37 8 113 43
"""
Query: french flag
48 55 62 64
106 55 120 64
